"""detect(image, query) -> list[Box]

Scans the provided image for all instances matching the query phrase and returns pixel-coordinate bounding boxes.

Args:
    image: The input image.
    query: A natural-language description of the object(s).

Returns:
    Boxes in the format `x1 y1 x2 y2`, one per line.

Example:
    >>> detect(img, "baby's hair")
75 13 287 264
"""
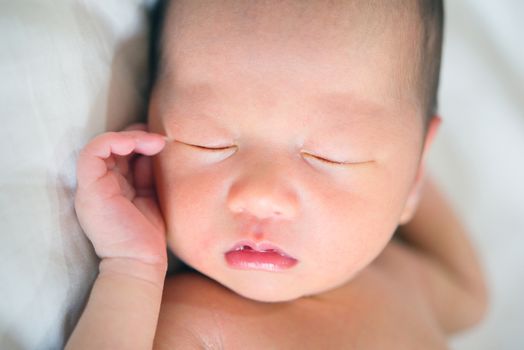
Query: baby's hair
418 0 444 128
148 0 444 130
147 0 170 98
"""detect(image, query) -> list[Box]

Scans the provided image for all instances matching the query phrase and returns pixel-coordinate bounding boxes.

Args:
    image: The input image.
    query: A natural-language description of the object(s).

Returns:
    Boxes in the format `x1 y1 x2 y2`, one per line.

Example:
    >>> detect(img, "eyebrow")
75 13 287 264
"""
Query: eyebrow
159 81 390 129
312 91 387 123
161 109 226 135
159 82 221 119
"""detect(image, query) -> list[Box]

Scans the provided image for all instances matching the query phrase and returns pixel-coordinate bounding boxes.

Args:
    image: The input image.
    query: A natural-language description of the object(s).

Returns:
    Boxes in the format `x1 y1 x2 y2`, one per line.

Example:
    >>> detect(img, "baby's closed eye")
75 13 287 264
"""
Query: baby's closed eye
300 151 374 166
164 137 373 167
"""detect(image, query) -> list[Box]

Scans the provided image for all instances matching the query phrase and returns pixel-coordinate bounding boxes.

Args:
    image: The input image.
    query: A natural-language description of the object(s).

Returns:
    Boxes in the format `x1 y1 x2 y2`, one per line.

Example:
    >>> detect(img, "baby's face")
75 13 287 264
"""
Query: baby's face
149 0 436 302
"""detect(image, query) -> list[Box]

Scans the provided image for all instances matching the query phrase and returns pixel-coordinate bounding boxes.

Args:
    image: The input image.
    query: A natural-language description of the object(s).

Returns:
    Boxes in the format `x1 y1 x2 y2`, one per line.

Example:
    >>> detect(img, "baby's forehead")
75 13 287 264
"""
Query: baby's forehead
164 1 420 32
162 0 422 54
157 0 424 113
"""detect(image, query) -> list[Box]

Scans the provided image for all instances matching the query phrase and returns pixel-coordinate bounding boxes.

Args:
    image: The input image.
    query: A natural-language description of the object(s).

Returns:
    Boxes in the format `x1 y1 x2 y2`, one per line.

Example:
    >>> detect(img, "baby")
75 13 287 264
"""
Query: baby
67 0 487 348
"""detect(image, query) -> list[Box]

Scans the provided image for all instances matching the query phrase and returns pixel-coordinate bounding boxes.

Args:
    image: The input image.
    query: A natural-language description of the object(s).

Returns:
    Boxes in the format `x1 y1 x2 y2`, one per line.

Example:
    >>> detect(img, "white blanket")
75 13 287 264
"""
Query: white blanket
433 2 524 349
0 1 149 349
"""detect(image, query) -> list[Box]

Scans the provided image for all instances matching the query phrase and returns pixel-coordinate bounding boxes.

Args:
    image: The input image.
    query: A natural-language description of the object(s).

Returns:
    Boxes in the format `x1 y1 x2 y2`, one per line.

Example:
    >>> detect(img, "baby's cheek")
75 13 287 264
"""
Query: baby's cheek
315 183 397 270
167 175 225 262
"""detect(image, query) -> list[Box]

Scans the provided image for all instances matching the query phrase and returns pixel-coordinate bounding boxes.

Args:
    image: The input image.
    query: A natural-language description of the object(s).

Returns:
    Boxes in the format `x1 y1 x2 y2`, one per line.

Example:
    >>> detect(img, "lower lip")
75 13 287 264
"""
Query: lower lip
225 250 298 272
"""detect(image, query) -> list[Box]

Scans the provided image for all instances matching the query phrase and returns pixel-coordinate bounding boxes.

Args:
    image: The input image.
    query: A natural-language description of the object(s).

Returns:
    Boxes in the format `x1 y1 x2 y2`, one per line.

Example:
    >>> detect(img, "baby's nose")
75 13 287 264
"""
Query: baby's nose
226 166 299 220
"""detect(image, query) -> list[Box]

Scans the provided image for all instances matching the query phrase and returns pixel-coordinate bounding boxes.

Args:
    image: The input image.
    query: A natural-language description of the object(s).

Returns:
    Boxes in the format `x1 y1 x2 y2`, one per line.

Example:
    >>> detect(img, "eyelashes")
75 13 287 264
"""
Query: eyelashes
300 152 350 165
186 143 237 152
190 145 355 166
170 141 373 166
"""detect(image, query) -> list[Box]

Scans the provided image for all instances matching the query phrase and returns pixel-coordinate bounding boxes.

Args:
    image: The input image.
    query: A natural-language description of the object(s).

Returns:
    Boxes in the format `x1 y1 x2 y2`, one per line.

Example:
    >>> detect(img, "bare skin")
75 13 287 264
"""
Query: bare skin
148 0 436 303
153 179 486 349
66 132 487 347
155 241 449 349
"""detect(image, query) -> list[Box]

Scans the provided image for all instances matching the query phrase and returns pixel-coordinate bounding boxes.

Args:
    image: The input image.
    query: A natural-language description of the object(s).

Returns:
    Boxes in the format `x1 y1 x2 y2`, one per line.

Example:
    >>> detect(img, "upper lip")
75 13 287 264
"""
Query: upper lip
227 240 296 258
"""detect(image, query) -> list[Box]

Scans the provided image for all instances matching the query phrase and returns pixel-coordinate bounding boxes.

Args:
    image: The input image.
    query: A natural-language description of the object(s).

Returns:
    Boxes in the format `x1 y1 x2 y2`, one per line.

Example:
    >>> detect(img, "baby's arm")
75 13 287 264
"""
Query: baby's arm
65 124 168 349
395 177 488 333
66 259 166 349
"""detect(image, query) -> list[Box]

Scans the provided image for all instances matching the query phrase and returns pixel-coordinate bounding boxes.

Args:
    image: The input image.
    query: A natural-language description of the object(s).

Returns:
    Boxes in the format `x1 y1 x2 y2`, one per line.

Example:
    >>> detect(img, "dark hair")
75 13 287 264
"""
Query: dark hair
418 0 445 127
147 0 170 102
148 0 444 128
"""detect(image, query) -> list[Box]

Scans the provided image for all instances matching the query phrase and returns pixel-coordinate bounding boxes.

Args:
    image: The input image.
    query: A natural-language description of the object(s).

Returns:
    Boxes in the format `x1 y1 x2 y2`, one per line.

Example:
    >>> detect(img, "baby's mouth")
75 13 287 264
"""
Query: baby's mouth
224 240 298 272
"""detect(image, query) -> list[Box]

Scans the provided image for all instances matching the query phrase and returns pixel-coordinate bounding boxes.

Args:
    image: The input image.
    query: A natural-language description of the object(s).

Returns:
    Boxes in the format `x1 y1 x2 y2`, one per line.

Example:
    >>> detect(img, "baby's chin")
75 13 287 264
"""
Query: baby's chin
179 261 311 302
213 266 366 303
209 270 345 303
225 283 306 303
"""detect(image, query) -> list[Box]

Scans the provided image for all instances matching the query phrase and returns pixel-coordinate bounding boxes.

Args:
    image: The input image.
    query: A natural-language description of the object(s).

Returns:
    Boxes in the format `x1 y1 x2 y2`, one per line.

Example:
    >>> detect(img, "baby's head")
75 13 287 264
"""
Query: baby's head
148 0 444 302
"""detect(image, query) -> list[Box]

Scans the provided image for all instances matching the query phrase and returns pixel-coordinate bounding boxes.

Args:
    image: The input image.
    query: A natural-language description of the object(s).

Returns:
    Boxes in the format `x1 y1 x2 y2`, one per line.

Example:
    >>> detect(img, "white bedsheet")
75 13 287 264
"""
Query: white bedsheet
0 1 149 349
0 1 522 349
431 1 524 349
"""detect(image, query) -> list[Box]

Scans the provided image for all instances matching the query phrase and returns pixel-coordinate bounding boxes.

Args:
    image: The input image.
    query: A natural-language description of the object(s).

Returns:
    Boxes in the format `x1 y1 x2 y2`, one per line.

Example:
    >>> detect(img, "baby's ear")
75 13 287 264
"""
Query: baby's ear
399 116 441 225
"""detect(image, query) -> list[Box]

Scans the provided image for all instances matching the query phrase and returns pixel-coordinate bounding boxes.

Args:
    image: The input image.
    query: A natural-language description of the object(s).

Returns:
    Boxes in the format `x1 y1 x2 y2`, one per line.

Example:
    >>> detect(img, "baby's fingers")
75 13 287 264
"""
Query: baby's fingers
77 131 165 188
116 124 150 180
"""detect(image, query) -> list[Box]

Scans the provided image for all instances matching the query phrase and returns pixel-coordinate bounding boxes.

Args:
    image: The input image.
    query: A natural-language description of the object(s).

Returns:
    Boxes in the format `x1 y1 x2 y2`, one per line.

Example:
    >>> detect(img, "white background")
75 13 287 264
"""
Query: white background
432 1 524 349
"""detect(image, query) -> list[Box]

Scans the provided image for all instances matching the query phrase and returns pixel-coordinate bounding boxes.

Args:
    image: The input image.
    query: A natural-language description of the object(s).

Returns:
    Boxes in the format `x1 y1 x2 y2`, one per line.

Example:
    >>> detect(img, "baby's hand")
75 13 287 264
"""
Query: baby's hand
75 123 167 267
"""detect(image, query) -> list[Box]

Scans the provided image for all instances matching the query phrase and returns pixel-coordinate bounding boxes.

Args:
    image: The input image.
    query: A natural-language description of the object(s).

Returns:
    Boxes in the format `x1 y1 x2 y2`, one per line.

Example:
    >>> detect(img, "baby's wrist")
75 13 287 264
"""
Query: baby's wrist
99 257 167 288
